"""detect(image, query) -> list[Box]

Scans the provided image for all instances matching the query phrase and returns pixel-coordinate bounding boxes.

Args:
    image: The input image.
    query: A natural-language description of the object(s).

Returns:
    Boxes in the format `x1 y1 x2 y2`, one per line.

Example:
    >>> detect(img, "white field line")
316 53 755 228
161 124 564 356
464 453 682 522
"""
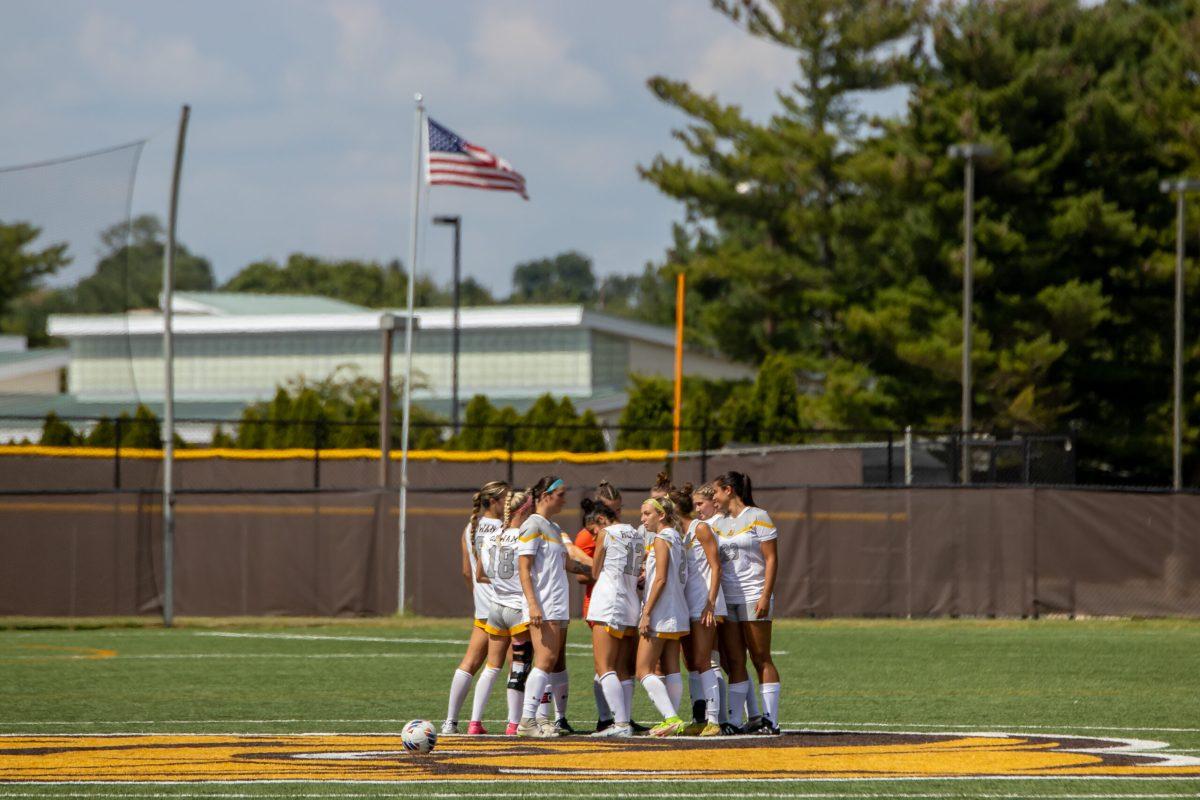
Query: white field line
193 631 790 655
3 776 1200 785
3 652 465 662
3 719 1198 734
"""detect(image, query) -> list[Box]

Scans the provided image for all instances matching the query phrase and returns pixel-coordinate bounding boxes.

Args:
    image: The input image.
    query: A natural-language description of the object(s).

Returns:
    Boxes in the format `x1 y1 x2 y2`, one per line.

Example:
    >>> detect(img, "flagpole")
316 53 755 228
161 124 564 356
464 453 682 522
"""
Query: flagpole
398 93 425 615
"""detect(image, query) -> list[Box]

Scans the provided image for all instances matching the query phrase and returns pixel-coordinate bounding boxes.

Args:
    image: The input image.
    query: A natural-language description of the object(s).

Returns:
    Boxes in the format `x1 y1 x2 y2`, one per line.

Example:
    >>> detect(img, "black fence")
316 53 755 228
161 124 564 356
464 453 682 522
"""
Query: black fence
0 414 1075 492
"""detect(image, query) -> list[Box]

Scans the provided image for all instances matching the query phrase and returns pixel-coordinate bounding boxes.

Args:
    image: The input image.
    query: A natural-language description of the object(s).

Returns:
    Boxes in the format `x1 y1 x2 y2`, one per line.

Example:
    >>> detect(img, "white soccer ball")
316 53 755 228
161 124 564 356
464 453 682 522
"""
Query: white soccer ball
401 719 437 754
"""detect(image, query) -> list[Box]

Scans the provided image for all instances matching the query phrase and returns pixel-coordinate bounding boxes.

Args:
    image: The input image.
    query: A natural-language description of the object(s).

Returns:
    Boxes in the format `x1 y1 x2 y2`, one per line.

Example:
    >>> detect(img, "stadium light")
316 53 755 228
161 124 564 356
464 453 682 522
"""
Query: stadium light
947 143 995 484
433 215 463 436
1159 178 1200 490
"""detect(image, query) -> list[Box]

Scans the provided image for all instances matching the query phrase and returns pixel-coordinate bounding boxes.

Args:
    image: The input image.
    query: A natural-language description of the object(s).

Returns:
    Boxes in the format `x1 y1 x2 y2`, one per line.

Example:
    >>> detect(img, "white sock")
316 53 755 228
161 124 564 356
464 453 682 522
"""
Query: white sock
745 673 762 719
700 668 720 724
537 689 551 720
550 670 569 720
641 674 677 720
522 668 550 721
469 666 500 723
664 672 683 711
687 671 702 709
599 671 627 724
506 687 523 725
446 668 473 724
761 681 781 724
593 673 613 722
621 679 635 722
728 680 749 727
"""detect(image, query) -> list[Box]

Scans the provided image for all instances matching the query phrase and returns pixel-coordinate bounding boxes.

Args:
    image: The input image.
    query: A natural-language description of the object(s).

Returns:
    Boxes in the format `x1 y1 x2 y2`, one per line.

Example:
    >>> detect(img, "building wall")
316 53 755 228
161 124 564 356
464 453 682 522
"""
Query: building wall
589 332 629 396
0 369 62 395
69 327 595 402
626 339 755 383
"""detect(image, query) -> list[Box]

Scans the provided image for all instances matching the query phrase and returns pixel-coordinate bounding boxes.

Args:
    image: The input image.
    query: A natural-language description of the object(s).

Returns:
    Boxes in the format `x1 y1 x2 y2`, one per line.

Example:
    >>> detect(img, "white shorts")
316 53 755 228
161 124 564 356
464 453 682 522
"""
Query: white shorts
522 601 570 624
483 603 528 636
724 596 773 623
684 569 728 621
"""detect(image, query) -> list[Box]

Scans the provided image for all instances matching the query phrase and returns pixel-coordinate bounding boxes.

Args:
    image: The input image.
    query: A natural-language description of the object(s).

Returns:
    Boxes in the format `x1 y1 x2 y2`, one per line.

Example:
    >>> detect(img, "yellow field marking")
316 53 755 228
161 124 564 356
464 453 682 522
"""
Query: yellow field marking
0 446 669 464
0 733 1196 783
0 645 116 664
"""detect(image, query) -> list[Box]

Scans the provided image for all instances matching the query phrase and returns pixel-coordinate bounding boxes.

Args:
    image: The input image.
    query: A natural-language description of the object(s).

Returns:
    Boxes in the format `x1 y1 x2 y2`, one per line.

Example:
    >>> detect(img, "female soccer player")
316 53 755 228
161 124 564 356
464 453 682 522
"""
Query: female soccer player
672 483 724 736
583 498 641 737
575 480 620 729
636 496 690 737
441 479 508 735
477 489 534 735
714 470 782 734
515 476 587 738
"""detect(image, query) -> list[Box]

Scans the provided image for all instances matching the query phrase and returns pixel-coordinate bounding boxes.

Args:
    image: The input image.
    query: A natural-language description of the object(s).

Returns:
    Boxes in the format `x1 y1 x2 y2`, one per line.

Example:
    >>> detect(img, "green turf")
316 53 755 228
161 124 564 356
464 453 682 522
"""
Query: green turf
1 617 1198 798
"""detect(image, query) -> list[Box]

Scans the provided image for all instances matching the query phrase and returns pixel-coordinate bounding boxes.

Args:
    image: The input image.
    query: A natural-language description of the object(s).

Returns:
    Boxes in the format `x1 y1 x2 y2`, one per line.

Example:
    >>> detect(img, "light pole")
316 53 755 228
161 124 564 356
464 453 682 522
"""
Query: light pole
1159 178 1200 490
433 215 462 435
948 142 995 484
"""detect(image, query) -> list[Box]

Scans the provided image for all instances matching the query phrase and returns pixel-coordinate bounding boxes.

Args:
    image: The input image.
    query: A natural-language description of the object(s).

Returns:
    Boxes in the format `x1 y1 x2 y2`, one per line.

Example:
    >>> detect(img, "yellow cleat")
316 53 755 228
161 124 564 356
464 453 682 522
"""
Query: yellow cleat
697 722 722 737
649 717 686 737
681 722 707 736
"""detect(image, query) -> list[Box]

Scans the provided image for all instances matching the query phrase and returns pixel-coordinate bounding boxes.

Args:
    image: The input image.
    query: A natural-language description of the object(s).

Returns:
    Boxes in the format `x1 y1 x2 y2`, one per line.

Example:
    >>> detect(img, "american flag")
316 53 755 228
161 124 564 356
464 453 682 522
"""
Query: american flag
424 117 528 199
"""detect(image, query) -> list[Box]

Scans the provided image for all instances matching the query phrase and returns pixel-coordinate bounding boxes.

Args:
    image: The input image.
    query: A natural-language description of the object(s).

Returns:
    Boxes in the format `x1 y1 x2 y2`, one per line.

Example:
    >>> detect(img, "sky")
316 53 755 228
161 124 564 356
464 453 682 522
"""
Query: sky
0 1 894 295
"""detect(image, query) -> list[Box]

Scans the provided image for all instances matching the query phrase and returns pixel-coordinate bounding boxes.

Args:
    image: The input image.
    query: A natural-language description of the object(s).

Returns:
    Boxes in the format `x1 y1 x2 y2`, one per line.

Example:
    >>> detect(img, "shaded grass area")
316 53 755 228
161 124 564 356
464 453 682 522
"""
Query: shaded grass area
1 618 1198 797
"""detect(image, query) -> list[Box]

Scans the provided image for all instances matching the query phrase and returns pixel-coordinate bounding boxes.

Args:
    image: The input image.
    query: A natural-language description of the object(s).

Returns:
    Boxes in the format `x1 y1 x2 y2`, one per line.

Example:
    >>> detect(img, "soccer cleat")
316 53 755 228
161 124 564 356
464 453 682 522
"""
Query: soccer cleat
649 716 686 737
440 720 458 735
517 718 552 738
720 722 742 736
761 717 782 735
466 720 487 735
741 714 766 734
629 719 651 734
698 722 722 736
591 722 633 738
691 700 706 725
594 717 614 733
681 721 707 736
554 717 577 735
505 722 519 736
535 716 560 737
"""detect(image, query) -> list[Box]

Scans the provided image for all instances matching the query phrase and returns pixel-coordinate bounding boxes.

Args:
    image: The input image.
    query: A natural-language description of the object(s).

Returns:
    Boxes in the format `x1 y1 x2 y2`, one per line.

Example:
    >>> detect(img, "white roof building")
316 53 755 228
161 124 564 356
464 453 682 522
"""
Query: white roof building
43 292 753 425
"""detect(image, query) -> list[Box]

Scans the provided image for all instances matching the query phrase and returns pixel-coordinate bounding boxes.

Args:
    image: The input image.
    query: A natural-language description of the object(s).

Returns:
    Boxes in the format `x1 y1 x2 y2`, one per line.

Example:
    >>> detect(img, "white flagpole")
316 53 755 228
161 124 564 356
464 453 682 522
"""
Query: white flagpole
398 93 425 614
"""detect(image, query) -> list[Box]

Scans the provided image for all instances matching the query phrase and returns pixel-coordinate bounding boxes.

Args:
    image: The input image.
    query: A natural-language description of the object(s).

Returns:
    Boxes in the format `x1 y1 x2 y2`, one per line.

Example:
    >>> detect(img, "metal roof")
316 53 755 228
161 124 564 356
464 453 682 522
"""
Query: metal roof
172 291 367 316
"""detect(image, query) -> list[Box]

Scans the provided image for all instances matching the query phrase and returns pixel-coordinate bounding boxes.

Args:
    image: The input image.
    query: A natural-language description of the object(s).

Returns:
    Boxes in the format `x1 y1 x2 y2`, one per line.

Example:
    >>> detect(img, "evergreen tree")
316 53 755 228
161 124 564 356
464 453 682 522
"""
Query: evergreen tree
39 412 79 446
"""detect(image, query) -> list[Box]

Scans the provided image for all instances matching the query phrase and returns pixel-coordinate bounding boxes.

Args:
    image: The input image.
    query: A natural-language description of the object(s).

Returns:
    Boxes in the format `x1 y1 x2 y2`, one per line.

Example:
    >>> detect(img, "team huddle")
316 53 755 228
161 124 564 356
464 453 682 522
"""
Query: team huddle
441 470 781 738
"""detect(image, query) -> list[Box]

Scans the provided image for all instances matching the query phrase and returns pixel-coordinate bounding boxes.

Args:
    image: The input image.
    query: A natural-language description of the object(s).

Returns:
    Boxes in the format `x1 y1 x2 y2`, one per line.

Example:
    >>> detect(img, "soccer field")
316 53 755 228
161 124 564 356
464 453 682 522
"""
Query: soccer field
2 617 1198 798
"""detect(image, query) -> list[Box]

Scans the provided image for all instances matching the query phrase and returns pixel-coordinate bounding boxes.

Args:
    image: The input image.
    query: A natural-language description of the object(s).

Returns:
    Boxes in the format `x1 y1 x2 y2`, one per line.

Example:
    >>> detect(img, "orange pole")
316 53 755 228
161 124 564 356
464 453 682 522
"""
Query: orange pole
673 272 685 456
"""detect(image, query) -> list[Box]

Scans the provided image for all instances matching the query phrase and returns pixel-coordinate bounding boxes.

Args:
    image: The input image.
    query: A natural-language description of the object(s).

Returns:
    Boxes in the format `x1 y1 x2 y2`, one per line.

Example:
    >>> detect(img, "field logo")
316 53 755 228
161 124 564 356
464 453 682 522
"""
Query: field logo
2 731 1199 783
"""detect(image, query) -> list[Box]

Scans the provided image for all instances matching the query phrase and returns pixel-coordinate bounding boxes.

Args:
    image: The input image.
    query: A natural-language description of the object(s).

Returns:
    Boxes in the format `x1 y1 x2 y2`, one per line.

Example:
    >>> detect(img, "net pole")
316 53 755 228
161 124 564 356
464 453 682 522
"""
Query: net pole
672 272 685 458
162 104 190 628
398 93 425 615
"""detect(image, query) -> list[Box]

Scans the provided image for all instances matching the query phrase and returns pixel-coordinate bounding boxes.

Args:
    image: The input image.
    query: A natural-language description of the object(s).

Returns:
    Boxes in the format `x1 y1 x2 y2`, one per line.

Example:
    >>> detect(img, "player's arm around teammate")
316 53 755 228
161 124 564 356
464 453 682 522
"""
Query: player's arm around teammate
515 476 571 737
673 483 724 736
714 471 782 734
442 480 509 735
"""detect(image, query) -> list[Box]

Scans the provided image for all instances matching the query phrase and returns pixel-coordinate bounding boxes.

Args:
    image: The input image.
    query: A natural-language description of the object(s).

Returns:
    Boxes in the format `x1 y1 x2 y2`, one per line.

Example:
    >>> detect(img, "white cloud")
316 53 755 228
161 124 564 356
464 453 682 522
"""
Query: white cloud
77 12 252 101
468 7 609 108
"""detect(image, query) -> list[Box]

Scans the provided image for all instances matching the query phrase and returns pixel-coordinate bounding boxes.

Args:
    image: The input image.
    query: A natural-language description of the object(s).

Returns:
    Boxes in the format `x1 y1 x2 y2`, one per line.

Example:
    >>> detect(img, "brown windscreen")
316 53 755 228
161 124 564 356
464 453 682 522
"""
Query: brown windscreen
0 455 1197 617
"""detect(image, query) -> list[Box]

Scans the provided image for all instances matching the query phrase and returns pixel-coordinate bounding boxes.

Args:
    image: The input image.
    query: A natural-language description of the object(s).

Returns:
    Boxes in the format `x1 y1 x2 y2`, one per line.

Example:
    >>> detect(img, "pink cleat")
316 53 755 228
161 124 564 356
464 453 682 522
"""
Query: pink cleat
505 722 519 736
467 721 487 735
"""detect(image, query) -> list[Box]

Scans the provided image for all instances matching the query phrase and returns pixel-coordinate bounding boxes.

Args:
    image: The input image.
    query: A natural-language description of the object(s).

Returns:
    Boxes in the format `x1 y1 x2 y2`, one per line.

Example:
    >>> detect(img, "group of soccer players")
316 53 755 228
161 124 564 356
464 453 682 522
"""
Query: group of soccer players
440 471 781 738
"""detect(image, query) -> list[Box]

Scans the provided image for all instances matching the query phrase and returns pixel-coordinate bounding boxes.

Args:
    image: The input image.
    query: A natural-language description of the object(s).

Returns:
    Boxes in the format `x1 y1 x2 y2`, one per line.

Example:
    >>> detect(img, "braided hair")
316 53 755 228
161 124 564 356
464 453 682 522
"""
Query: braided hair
503 489 531 529
469 480 509 557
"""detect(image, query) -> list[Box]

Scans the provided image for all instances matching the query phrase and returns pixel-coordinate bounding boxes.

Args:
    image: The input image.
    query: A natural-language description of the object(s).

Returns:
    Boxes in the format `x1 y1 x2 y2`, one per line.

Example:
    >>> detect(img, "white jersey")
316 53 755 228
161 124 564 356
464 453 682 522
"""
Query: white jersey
586 523 642 628
716 506 777 604
480 525 524 609
683 517 727 619
643 527 689 635
466 517 501 619
517 513 571 622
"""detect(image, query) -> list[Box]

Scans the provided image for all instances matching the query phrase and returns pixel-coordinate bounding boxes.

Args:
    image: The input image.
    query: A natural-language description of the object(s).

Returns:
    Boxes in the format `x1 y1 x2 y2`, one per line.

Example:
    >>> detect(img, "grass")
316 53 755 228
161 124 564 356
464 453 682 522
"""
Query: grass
1 617 1198 798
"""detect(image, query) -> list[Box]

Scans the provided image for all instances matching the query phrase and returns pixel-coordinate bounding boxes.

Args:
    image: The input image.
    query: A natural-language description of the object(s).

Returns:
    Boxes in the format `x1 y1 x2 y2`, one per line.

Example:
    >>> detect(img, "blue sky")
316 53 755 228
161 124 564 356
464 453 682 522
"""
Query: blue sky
0 1 889 295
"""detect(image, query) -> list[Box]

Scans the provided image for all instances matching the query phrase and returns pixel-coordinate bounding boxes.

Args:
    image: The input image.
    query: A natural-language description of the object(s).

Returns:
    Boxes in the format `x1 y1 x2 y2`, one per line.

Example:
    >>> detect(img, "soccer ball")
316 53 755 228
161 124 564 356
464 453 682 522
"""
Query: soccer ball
401 719 437 754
